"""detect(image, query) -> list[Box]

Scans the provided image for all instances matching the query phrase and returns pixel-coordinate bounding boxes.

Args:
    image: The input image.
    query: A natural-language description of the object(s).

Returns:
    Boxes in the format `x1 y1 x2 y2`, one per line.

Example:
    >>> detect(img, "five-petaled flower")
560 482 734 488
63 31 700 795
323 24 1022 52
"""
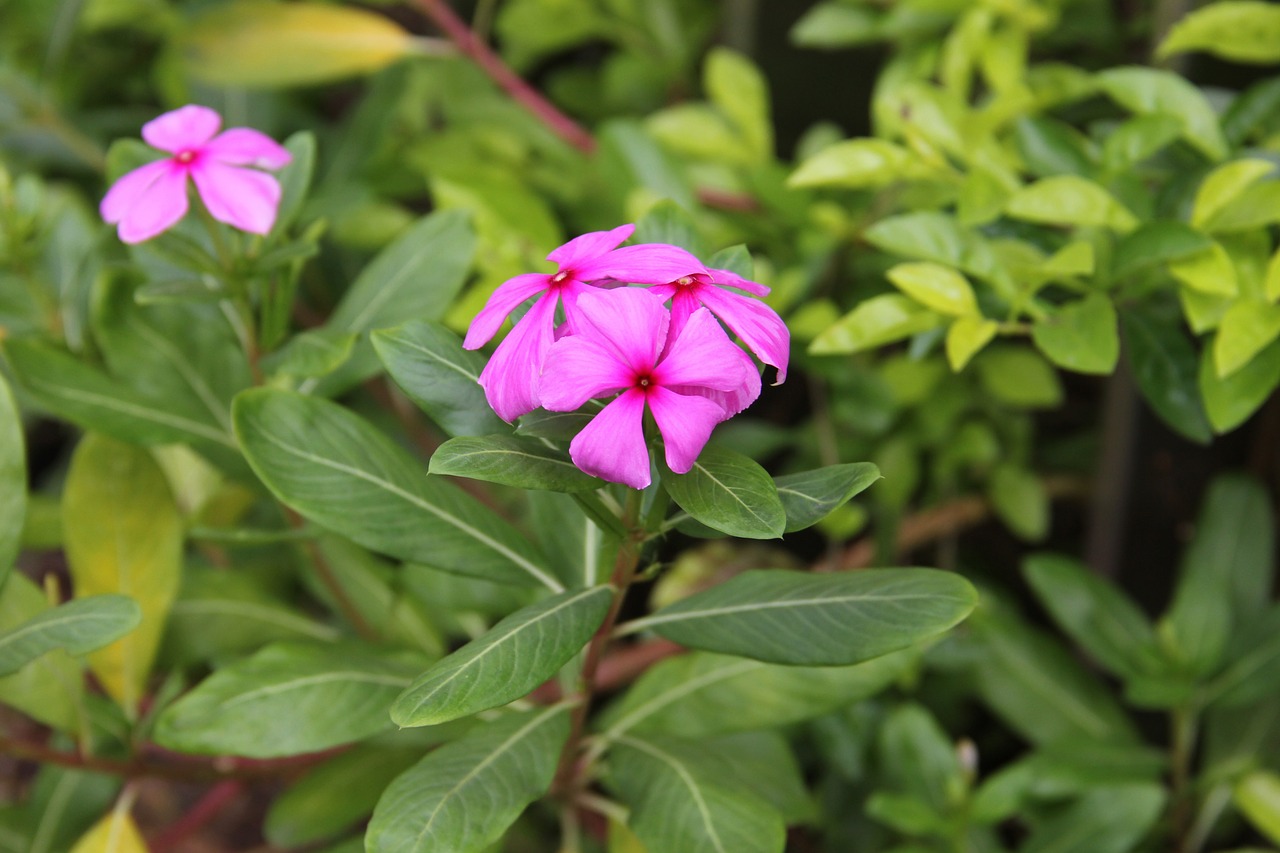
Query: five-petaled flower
540 287 759 489
101 104 292 244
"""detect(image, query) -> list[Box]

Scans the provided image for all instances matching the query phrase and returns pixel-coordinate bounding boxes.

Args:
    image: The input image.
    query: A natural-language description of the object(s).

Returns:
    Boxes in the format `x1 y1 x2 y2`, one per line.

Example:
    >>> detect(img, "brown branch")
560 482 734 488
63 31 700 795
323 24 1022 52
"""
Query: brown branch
148 780 245 853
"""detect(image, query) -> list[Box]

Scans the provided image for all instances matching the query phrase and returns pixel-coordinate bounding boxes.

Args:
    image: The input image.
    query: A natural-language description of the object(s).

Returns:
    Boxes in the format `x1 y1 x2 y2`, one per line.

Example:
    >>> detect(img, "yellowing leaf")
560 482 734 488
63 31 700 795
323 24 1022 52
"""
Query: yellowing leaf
1214 300 1280 377
63 435 182 717
181 1 416 88
1235 769 1280 845
946 316 998 371
888 262 978 316
1168 243 1238 297
1191 159 1276 230
70 807 148 853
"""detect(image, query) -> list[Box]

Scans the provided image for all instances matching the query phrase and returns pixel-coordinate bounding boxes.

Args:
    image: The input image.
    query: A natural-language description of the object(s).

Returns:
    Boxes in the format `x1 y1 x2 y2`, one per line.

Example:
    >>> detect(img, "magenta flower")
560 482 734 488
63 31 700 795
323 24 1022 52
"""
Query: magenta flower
463 225 702 423
540 287 759 489
101 105 292 244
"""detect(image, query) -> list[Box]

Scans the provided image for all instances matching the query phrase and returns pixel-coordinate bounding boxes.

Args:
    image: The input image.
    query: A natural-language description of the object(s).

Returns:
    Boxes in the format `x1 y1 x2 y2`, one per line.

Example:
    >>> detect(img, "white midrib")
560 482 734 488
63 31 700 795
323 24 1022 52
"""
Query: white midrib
626 591 948 631
691 460 774 529
386 335 480 383
31 377 236 448
614 735 728 853
218 670 411 710
603 659 760 739
0 610 125 656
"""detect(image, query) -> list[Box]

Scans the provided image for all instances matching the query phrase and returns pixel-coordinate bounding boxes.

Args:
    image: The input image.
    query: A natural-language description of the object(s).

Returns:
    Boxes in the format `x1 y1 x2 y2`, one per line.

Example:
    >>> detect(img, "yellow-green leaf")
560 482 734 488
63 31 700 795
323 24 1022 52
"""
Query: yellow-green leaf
946 316 998 371
1041 242 1095 278
1005 176 1138 232
1235 770 1280 845
809 294 942 355
788 139 924 189
63 435 182 717
1266 245 1280 301
181 1 417 88
0 373 25 588
887 262 978 316
1214 300 1280 377
1169 243 1238 297
1031 294 1119 375
1191 159 1276 229
0 573 84 733
69 806 148 853
705 48 773 163
1160 1 1280 65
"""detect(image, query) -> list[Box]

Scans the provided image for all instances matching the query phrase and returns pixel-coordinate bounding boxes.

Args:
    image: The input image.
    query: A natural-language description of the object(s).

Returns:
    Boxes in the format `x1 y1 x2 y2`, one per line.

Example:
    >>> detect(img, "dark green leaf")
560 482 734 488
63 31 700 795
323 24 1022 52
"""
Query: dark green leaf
1111 222 1214 281
233 389 560 590
262 329 357 380
429 435 601 492
1121 307 1213 444
1020 784 1165 853
774 462 880 533
275 130 316 233
633 200 705 257
1202 338 1280 433
663 447 786 539
0 595 141 677
878 704 964 811
1204 604 1280 707
1013 117 1095 178
1224 76 1280 146
988 465 1049 541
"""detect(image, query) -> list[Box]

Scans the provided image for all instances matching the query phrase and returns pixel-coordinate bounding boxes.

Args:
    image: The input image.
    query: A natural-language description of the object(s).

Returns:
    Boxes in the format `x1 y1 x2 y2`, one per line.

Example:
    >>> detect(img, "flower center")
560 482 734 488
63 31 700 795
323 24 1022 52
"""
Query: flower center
676 276 694 286
551 271 568 285
636 373 653 390
174 149 197 164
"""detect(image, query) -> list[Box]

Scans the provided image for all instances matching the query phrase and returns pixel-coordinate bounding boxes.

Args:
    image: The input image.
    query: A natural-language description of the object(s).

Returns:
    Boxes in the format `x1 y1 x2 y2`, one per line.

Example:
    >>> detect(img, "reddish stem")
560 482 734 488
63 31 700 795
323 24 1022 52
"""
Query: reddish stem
148 780 245 853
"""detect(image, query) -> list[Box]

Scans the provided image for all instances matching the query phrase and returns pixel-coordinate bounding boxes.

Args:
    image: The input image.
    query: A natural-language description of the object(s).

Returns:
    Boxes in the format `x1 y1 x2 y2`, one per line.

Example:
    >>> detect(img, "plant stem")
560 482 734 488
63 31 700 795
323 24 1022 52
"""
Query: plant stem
1170 704 1199 850
149 780 244 853
284 508 379 641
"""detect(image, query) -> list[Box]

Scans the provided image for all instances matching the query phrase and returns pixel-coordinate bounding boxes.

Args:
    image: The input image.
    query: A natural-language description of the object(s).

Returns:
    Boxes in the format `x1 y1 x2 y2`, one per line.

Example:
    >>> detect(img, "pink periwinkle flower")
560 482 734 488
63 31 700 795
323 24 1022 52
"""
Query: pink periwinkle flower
540 287 760 490
463 224 701 423
101 105 292 244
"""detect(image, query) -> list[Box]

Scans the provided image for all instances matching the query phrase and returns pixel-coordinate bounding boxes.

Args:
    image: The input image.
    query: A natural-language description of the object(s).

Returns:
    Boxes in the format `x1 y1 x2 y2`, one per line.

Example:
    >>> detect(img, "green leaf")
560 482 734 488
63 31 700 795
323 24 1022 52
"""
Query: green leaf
988 465 1049 541
790 3 880 49
366 705 569 853
946 316 999 371
1021 784 1165 853
1159 1 1280 64
275 130 316 233
1215 300 1280 376
0 596 141 677
1201 338 1280 433
1096 66 1228 161
975 346 1064 409
1012 116 1096 178
0 374 24 587
392 585 612 727
0 574 85 733
1224 76 1280 146
707 245 754 280
154 641 417 757
1111 221 1214 281
864 212 1003 285
63 435 182 717
1191 159 1276 229
1205 180 1280 232
633 200 705 257
1005 176 1138 231
625 569 976 666
608 734 786 853
1121 308 1212 444
1169 242 1238 297
1101 114 1184 172
809 294 942 355
773 462 880 533
1023 554 1158 679
599 649 916 739
886 262 978 316
878 704 964 811
693 731 815 824
662 446 786 539
262 329 357 380
1203 604 1280 706
788 139 923 189
372 321 507 438
1236 770 1280 845
1031 294 1119 375
233 389 560 590
705 48 773 163
429 436 601 492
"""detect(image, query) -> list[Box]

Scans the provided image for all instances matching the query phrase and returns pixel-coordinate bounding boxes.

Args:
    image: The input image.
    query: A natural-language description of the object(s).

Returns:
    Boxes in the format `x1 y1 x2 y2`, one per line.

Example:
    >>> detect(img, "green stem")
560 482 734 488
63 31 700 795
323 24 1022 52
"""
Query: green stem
1170 704 1199 851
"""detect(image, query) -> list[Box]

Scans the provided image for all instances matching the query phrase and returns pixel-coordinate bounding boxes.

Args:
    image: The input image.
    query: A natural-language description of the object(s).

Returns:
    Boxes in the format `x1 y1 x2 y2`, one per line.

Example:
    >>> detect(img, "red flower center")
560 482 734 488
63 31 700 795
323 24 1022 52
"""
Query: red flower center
174 149 197 164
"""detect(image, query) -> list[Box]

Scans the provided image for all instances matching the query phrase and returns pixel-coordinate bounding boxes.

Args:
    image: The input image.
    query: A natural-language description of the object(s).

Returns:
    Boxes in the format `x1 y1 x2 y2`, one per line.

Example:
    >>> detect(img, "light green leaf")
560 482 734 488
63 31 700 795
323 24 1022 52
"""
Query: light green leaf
1111 221 1213 281
1214 300 1280 376
624 569 976 666
0 573 84 733
887 262 978 316
1031 293 1119 375
1204 180 1280 232
1121 308 1212 444
429 436 601 492
1020 784 1165 853
1101 114 1183 172
608 734 786 853
1041 242 1096 278
773 462 880 533
975 347 1064 408
810 294 942 355
1013 116 1096 178
0 374 24 587
946 316 999 371
789 139 924 189
0 596 141 677
1191 159 1276 229
366 706 570 853
1236 770 1280 845
1005 176 1138 231
64 435 182 717
1201 339 1280 433
262 329 357 380
988 465 1048 541
662 447 786 540
1159 1 1280 65
392 585 612 727
233 389 560 590
1096 66 1228 160
154 641 417 757
275 130 316 233
372 321 506 438
706 48 773 163
878 703 964 811
790 3 880 49
864 212 1004 285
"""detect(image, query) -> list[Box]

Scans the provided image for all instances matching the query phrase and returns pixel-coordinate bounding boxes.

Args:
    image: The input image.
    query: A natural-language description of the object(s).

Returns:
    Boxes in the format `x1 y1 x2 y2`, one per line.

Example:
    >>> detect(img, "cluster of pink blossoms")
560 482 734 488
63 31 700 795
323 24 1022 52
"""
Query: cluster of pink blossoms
464 224 790 489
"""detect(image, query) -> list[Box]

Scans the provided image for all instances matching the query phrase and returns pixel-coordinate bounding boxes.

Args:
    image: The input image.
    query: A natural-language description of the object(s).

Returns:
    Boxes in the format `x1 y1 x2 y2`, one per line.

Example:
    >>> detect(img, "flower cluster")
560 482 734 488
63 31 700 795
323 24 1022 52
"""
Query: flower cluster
101 105 292 244
465 225 790 489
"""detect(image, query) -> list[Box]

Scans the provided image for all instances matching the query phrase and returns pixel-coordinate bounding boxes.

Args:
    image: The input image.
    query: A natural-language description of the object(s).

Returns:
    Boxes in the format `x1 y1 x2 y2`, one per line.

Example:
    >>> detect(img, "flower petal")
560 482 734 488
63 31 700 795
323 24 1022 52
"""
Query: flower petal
576 243 706 284
569 389 651 488
540 337 633 411
477 294 558 422
668 347 761 418
204 128 292 169
142 105 221 153
114 166 190 244
100 159 174 224
463 273 551 349
709 267 770 297
572 288 669 377
190 161 282 235
653 306 751 393
547 224 635 270
647 385 727 474
698 285 791 383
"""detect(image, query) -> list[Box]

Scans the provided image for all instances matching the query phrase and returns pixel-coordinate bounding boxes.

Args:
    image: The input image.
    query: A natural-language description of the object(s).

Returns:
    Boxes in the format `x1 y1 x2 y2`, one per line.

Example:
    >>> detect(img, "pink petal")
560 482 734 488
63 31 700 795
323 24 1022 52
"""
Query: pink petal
142 105 221 153
647 385 727 474
668 348 762 419
477 294 558 422
114 166 190 244
100 159 173 224
576 243 707 285
540 336 633 411
556 278 598 336
204 128 292 169
572 288 669 377
665 288 702 344
653 307 751 393
547 224 635 270
709 268 770 297
569 389 651 489
698 286 791 383
190 161 282 235
464 273 552 349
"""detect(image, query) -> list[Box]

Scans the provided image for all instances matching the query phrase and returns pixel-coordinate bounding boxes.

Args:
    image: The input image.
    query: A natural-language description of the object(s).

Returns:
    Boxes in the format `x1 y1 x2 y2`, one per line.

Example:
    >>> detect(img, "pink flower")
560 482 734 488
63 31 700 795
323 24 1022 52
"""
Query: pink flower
464 225 702 423
101 105 292 244
540 287 759 489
